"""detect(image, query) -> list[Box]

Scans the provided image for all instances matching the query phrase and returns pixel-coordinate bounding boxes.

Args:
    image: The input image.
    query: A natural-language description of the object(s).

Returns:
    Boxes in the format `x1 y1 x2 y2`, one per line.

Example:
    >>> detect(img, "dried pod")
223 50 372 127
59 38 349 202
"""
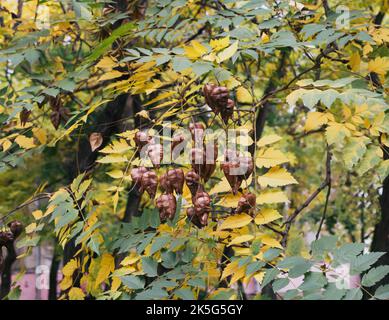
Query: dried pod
167 169 184 194
221 150 254 194
147 143 163 168
7 221 23 239
203 142 218 182
192 191 211 216
140 171 158 199
20 108 31 126
190 147 205 176
134 131 151 149
203 84 229 114
189 122 205 145
236 193 256 214
130 166 148 187
172 134 185 150
159 172 173 193
186 207 205 229
185 170 201 197
156 193 177 221
221 98 234 124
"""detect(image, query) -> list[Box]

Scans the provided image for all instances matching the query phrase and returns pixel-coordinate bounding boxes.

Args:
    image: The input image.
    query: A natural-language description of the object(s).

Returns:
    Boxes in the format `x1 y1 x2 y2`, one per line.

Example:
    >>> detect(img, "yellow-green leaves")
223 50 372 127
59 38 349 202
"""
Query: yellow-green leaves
216 41 239 63
257 134 282 148
368 57 389 76
236 86 253 104
95 253 115 288
304 112 333 132
257 167 298 188
219 213 252 230
210 37 230 52
184 40 208 60
255 209 283 225
256 147 290 168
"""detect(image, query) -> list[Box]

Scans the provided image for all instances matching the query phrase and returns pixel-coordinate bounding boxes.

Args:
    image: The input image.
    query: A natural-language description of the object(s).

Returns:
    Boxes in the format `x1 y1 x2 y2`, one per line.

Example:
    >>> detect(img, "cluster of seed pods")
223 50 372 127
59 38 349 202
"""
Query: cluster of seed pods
129 84 256 227
0 221 23 274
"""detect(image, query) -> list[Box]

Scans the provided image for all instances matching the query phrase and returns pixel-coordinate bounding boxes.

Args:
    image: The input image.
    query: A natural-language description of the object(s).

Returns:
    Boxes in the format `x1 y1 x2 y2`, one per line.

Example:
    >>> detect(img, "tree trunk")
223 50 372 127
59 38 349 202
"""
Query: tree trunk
48 248 60 300
0 243 16 299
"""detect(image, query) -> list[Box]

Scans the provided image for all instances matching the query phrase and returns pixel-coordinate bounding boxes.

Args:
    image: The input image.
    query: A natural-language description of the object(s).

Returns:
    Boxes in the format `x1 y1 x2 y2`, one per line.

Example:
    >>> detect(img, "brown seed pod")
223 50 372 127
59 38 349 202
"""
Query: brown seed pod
203 142 218 182
185 170 201 197
192 191 211 216
203 84 229 114
159 172 173 194
236 193 256 214
7 221 23 239
221 98 234 124
20 108 31 126
221 150 253 194
130 166 148 187
186 207 206 229
190 147 205 176
156 193 177 221
167 169 184 194
139 170 158 199
134 131 151 149
172 134 185 151
189 122 205 145
147 143 163 168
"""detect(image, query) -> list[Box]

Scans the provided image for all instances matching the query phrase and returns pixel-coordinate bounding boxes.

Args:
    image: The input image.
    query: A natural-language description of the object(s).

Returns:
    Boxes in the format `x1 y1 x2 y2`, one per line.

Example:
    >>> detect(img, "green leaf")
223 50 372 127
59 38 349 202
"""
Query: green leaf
262 268 280 287
361 266 389 287
299 272 327 291
149 235 171 255
246 261 266 276
350 252 385 275
272 278 289 292
121 275 145 289
175 288 195 300
311 235 337 258
323 283 346 300
141 257 158 277
56 79 76 92
374 284 389 300
135 287 168 300
343 288 363 300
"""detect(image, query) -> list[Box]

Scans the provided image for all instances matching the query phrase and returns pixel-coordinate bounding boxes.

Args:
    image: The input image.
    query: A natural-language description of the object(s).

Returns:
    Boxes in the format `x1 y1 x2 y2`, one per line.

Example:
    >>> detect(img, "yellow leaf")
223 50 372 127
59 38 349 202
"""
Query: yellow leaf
100 139 131 154
230 265 246 284
59 276 72 291
257 190 289 204
257 134 282 148
68 287 85 300
121 255 140 266
363 43 373 56
62 259 78 277
258 167 298 188
15 135 36 149
368 57 389 76
95 253 115 287
184 40 208 60
32 210 43 220
304 112 328 132
99 70 123 81
217 40 239 63
219 213 253 230
228 235 254 246
255 147 289 168
236 86 253 104
325 122 351 145
254 208 282 225
95 56 117 70
106 170 124 179
32 128 47 144
97 154 127 164
25 222 36 234
221 260 239 280
215 193 242 207
209 177 232 195
259 235 283 249
111 276 122 292
210 36 230 52
349 52 361 72
136 110 152 120
113 191 119 213
2 139 12 151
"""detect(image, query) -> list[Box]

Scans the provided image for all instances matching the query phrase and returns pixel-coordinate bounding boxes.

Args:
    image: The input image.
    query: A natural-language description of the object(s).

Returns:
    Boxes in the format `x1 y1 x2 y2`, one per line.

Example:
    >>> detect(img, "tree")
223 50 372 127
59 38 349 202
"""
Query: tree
0 0 388 300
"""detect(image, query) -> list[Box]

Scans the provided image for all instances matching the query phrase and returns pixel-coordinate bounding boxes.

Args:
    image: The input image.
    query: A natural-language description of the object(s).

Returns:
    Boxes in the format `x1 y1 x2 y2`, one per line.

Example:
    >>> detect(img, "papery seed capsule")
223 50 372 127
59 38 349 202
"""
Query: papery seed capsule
130 166 148 187
134 131 151 149
236 193 256 214
185 170 201 197
167 168 184 194
156 193 177 221
140 171 158 199
147 143 163 168
7 221 23 239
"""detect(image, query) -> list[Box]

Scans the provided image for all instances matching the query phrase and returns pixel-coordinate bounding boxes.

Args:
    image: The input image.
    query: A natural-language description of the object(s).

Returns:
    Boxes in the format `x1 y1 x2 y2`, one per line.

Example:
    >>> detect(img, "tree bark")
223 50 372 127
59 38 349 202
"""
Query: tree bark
0 243 16 299
48 248 60 300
